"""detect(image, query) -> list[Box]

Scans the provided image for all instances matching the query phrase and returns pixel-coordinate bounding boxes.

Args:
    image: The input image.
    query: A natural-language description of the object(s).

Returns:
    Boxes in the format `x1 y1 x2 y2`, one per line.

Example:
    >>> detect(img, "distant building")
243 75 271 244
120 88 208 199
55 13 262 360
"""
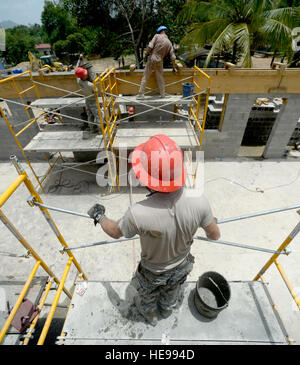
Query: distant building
34 44 53 56
0 27 5 51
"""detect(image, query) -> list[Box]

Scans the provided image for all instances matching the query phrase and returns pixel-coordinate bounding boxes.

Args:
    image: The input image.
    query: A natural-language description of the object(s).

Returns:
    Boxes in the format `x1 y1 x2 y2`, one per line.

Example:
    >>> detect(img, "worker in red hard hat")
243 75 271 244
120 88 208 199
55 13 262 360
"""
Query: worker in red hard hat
137 26 178 99
128 106 135 121
87 135 220 326
75 54 101 139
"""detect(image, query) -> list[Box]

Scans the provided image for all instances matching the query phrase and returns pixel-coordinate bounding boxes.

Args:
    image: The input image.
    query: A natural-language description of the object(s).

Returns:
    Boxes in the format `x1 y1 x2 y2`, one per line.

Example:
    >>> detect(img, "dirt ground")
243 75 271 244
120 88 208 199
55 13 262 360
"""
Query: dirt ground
89 55 280 71
11 54 282 73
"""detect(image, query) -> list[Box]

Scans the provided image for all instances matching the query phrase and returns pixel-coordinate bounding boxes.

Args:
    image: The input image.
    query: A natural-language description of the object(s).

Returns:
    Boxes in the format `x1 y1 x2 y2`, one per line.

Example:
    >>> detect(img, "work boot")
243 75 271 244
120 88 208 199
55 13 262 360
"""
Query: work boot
136 94 145 100
134 296 158 326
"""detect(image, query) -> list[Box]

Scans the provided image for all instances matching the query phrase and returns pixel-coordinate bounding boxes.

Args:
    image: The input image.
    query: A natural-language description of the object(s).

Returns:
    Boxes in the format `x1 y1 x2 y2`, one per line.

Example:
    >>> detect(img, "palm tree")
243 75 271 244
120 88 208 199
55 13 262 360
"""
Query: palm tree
178 0 300 67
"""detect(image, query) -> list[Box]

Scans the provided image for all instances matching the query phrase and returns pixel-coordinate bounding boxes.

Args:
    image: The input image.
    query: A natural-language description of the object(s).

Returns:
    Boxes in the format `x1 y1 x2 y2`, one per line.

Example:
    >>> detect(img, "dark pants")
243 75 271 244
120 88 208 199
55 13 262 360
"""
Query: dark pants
133 253 194 316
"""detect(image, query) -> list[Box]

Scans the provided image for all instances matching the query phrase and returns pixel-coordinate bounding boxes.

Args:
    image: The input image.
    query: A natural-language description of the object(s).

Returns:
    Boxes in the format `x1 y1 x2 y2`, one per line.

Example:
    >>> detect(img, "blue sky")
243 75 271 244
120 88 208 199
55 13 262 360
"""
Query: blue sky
0 0 45 25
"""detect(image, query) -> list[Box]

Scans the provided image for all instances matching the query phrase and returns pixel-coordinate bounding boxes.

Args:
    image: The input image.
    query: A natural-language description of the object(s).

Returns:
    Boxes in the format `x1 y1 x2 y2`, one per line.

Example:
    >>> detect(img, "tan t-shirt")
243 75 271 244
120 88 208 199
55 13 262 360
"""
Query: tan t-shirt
76 58 97 96
119 188 214 273
148 33 176 63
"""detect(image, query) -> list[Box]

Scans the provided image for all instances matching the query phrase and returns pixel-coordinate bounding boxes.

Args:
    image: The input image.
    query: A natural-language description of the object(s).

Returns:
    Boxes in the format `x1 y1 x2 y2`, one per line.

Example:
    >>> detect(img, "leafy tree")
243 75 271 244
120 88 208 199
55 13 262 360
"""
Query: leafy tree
112 0 176 68
178 0 300 67
52 39 68 58
63 0 113 28
156 0 187 45
3 25 43 65
41 0 76 45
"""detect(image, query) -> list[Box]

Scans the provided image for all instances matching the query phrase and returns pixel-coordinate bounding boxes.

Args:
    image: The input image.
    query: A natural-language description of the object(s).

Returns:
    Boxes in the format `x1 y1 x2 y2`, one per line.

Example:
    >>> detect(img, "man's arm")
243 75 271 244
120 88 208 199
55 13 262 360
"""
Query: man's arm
203 219 220 241
143 47 153 62
87 203 126 240
99 217 123 239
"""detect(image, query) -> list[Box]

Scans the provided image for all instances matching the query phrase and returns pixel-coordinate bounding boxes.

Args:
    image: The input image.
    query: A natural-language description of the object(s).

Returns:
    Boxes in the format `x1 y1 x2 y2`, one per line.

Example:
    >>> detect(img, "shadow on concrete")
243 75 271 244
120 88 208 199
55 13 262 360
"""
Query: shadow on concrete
187 288 216 323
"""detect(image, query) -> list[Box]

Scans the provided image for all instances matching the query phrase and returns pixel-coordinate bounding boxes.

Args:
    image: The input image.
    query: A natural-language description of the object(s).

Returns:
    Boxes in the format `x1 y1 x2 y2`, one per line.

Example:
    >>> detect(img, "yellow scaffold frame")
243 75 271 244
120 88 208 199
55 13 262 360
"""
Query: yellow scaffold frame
97 65 212 190
253 217 300 344
93 68 121 191
0 66 212 194
0 156 87 345
0 71 64 192
191 65 212 149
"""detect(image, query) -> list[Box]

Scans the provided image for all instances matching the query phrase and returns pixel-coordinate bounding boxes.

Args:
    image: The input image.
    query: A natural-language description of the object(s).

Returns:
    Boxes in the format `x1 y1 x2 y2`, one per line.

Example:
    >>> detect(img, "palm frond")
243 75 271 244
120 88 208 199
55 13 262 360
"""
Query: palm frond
178 0 233 24
260 18 293 51
265 7 300 28
181 18 230 47
235 23 252 67
204 22 236 67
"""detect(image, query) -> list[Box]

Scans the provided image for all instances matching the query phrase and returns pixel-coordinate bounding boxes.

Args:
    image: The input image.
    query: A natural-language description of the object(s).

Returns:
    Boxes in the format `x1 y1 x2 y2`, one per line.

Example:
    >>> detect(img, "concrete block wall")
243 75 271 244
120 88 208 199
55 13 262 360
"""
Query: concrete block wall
202 94 255 158
263 95 300 158
288 119 300 146
202 94 300 159
241 100 279 146
0 98 45 161
1 93 299 162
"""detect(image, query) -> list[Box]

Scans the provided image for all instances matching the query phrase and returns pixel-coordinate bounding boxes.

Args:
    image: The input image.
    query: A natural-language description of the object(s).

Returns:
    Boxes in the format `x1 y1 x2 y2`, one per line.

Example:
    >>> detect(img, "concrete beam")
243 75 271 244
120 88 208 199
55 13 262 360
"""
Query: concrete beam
1 68 300 99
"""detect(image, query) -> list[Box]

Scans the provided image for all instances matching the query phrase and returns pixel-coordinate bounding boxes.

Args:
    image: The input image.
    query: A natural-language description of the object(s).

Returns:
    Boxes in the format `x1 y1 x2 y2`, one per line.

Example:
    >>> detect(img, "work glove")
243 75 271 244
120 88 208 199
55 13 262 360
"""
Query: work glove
87 203 106 226
143 55 148 63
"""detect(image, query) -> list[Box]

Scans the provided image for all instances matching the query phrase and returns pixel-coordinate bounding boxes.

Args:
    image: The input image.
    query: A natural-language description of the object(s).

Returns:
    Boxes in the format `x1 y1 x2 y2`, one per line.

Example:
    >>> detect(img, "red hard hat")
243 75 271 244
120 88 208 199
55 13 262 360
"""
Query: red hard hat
75 67 88 79
131 134 186 192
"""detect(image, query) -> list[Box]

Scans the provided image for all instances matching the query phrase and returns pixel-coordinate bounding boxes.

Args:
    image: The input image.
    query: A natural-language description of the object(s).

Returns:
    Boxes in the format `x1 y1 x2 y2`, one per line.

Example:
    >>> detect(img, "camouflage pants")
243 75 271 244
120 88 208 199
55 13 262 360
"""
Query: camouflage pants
85 99 100 132
133 253 194 316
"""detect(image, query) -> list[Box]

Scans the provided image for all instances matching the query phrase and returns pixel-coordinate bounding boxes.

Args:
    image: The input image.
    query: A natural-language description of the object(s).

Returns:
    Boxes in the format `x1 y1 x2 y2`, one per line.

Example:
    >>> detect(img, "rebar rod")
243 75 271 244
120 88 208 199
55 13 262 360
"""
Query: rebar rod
194 236 289 255
217 205 300 224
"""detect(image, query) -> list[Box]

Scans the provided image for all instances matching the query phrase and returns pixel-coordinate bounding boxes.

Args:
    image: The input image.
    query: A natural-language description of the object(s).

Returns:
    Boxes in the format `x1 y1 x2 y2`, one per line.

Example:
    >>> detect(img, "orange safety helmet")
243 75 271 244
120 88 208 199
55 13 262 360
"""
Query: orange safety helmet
131 134 186 192
75 67 88 79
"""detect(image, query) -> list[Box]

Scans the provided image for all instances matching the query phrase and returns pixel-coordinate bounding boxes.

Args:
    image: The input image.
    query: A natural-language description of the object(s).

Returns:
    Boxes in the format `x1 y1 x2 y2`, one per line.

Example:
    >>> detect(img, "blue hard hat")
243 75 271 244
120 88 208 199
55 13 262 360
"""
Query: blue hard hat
157 26 168 34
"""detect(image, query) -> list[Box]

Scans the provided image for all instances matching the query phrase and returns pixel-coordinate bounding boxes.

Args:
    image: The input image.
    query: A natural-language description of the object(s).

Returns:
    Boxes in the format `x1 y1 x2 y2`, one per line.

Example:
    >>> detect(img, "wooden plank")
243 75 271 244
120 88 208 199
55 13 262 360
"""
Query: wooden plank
24 131 105 152
113 121 198 149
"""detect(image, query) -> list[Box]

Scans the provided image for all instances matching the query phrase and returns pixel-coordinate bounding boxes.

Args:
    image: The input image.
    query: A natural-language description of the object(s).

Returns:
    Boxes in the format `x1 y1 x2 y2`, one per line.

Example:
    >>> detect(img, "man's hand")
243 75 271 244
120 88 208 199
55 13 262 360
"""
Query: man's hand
172 61 178 74
87 204 106 226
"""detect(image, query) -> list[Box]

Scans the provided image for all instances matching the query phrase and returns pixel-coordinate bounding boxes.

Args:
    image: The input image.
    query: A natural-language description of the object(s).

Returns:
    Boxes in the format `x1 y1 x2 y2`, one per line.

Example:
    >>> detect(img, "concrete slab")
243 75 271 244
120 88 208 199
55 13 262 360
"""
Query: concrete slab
31 98 86 109
113 121 199 149
0 158 299 344
115 95 193 106
59 280 288 345
24 131 105 152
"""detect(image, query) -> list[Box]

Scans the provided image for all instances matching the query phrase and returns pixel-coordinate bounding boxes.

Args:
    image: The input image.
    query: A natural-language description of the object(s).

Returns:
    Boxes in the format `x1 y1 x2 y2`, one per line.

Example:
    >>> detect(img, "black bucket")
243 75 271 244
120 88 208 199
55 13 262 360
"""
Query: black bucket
194 271 231 319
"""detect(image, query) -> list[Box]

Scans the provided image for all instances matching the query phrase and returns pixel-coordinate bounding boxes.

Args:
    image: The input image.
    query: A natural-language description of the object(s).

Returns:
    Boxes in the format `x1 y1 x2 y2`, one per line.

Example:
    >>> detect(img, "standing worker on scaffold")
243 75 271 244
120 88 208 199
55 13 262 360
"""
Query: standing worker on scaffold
87 134 220 326
75 54 101 139
137 26 178 99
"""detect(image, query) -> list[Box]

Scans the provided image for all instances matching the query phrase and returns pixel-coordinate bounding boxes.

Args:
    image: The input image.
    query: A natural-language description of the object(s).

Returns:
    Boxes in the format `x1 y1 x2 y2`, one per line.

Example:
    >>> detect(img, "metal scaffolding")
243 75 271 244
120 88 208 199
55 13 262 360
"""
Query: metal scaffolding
0 156 87 345
0 65 212 193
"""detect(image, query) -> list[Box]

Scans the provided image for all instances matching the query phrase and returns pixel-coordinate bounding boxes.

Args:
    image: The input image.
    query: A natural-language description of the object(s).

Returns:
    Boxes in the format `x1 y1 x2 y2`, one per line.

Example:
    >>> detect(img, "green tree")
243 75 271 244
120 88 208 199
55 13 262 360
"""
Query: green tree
63 0 113 28
4 25 43 65
179 0 300 67
156 0 187 45
41 0 76 45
